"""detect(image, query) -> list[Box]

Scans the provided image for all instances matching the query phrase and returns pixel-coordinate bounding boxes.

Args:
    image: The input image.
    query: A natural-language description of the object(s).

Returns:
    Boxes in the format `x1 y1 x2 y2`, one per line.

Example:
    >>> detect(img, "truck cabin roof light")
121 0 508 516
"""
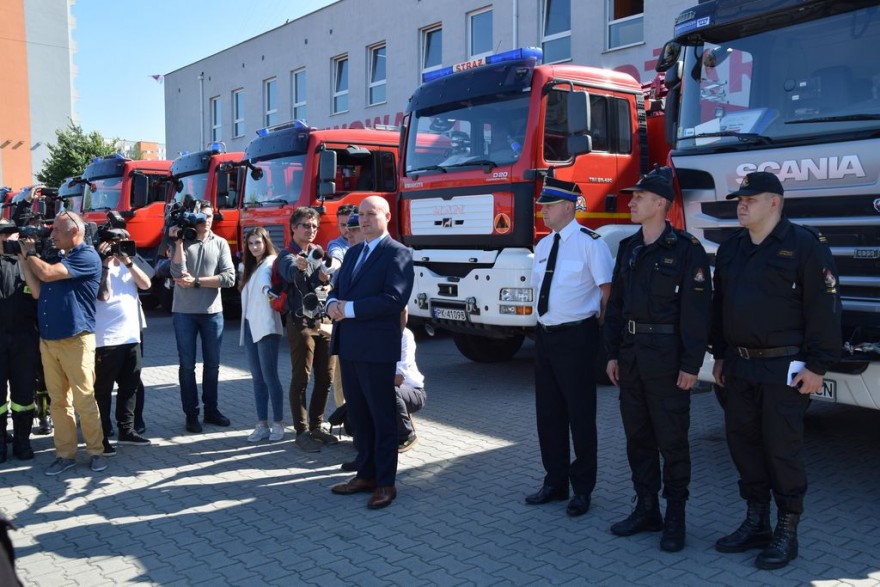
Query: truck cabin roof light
207 141 226 153
178 150 189 157
421 47 543 84
257 120 311 137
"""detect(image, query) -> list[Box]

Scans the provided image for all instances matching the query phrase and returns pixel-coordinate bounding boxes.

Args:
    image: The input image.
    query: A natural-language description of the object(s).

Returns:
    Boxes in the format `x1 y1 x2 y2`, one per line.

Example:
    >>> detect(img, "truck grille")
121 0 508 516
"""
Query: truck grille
242 224 286 252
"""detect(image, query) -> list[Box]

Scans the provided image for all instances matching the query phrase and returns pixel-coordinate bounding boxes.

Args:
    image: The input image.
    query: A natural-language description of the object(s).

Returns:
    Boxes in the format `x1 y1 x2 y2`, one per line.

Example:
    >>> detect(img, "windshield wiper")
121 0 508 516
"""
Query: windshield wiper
444 159 498 170
86 206 112 212
407 165 447 176
786 114 880 124
692 131 773 145
258 198 289 206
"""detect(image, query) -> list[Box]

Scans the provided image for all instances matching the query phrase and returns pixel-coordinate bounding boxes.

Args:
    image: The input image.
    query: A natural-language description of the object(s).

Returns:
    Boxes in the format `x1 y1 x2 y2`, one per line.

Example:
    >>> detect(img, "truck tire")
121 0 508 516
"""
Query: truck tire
452 333 524 363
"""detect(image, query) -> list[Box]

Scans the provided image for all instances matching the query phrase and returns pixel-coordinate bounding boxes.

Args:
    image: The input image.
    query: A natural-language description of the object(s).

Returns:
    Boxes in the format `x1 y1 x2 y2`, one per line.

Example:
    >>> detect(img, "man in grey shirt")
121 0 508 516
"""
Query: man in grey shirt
169 201 235 433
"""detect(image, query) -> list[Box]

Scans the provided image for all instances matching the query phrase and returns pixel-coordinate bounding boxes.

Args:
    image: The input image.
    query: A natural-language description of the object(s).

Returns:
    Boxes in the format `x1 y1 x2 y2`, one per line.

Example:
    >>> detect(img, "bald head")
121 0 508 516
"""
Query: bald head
358 196 391 241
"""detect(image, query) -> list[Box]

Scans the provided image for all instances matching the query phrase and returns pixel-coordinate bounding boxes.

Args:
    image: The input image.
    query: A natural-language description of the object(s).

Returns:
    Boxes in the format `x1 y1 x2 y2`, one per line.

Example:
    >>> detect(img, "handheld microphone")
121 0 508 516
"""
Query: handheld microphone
302 292 321 318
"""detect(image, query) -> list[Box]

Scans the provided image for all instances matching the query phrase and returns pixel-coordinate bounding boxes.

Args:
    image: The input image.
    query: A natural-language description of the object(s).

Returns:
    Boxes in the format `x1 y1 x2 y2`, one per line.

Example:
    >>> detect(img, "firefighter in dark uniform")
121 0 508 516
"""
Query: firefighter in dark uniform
604 167 711 552
712 171 841 570
525 178 614 518
0 219 40 463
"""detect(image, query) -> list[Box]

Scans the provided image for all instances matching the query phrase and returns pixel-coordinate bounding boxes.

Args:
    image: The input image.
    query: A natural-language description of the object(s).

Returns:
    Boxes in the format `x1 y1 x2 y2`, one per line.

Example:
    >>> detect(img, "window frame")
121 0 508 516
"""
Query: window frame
332 54 350 115
291 68 307 122
263 78 278 127
542 0 572 64
421 24 443 76
367 43 387 107
210 96 221 142
607 0 644 50
468 7 494 59
232 89 244 138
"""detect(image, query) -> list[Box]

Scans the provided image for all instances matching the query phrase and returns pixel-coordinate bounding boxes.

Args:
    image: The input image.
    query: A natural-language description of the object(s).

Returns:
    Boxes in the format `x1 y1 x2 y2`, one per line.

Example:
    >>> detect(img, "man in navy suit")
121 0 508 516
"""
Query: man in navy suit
327 196 414 509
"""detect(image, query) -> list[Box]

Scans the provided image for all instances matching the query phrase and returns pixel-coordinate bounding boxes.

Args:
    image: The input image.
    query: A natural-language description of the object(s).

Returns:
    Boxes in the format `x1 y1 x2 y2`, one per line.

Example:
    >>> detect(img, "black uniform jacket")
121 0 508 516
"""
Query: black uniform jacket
711 218 842 382
605 222 712 379
0 255 38 335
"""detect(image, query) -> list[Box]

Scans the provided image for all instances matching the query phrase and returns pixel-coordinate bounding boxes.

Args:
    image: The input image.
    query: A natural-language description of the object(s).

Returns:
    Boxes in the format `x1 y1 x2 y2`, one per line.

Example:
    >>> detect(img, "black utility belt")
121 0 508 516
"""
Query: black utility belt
627 320 676 335
734 346 800 360
538 317 595 333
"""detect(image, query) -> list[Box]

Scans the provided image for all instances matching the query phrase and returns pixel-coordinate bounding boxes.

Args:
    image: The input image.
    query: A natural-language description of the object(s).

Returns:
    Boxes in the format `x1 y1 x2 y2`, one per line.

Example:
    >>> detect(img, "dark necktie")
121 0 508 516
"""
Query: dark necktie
537 233 560 316
352 244 370 277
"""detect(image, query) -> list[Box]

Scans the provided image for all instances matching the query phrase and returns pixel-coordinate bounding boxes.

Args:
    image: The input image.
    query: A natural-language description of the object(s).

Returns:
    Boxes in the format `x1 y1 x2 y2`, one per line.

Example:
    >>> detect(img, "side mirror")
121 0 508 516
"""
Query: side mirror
566 91 592 156
132 174 150 209
665 84 681 147
175 179 184 193
89 183 97 193
250 166 263 181
655 41 682 73
665 60 683 90
317 150 338 201
216 172 229 200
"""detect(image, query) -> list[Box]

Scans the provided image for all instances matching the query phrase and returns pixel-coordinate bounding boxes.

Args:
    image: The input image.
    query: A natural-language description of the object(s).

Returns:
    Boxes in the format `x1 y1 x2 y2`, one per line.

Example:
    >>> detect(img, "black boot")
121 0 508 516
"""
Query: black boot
12 410 34 460
755 511 800 570
611 494 664 536
715 501 772 553
660 500 686 552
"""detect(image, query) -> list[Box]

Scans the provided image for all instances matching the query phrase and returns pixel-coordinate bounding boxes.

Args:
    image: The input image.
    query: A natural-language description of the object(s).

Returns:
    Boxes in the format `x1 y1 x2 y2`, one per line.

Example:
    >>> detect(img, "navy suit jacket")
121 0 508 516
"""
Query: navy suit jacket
331 235 414 363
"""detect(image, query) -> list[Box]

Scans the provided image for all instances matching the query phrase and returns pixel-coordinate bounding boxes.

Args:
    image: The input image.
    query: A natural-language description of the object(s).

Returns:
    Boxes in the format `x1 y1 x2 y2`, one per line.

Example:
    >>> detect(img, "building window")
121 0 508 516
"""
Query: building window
333 55 349 114
469 8 493 58
210 96 221 141
608 0 643 49
292 68 307 122
421 25 442 74
232 89 244 138
368 44 387 106
542 0 571 63
264 78 278 127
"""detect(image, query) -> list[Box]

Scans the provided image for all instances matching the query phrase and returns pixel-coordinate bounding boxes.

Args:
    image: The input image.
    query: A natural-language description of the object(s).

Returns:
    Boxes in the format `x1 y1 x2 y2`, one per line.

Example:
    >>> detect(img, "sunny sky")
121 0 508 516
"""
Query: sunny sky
71 0 337 145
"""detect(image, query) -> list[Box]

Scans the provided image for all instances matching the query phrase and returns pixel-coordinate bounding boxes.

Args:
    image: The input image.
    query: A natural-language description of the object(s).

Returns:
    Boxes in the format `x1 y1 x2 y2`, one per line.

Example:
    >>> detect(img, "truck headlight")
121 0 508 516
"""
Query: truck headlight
499 288 533 303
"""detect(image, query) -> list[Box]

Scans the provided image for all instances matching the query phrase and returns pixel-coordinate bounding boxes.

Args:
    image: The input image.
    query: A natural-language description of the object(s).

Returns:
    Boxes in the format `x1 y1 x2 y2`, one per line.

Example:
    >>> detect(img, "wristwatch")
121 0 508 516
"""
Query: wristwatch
194 277 201 288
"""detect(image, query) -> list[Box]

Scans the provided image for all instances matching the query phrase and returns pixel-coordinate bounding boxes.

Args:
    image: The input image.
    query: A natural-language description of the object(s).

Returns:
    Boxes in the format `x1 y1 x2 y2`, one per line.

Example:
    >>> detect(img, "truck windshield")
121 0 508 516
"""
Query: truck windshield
676 6 880 151
174 172 209 204
84 177 121 211
243 154 306 206
405 95 530 174
59 183 84 213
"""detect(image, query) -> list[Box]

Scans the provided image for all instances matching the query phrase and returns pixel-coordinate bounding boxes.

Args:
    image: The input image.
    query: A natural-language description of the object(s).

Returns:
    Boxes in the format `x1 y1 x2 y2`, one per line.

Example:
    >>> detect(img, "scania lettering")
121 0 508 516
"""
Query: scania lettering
399 47 672 363
658 0 880 410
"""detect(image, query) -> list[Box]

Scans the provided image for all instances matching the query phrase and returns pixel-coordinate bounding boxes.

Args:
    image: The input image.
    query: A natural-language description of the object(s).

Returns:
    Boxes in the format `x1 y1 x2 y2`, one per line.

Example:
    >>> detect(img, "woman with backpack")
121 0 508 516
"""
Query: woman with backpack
239 227 285 442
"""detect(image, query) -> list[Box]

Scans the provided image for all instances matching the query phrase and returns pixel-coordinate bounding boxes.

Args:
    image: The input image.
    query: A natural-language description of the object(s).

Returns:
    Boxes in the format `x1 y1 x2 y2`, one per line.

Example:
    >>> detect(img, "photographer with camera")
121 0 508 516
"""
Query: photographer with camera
276 207 337 452
18 211 107 476
168 200 235 434
93 226 153 454
0 219 40 464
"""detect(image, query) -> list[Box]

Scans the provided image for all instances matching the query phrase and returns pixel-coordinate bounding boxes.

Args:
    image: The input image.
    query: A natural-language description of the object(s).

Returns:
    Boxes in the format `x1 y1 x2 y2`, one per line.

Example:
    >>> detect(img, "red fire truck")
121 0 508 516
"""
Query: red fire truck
398 47 670 362
237 121 400 254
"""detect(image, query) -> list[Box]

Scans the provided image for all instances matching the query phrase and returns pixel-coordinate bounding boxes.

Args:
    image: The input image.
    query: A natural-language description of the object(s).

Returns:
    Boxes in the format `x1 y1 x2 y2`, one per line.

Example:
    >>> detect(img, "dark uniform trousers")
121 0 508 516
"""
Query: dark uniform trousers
535 317 598 496
724 374 810 514
619 371 690 501
0 330 40 416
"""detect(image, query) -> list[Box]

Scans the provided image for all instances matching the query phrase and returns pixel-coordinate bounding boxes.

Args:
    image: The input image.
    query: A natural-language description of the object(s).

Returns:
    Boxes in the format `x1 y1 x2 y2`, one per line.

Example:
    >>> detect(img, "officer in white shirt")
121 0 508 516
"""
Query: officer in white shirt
525 177 614 518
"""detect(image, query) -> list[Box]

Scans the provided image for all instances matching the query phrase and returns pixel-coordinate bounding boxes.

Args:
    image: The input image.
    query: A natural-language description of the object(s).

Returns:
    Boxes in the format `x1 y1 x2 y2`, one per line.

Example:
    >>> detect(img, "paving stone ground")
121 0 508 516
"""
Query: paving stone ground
2 311 879 586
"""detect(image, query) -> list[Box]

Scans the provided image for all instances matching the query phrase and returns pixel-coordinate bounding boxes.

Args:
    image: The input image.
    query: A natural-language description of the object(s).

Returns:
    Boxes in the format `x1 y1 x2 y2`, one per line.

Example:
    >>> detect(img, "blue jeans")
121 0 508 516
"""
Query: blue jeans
173 312 224 417
243 319 284 422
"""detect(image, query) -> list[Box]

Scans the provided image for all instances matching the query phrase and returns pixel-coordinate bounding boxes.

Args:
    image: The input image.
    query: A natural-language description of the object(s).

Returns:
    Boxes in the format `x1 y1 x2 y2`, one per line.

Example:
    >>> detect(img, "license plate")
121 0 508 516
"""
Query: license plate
433 307 467 321
813 379 837 402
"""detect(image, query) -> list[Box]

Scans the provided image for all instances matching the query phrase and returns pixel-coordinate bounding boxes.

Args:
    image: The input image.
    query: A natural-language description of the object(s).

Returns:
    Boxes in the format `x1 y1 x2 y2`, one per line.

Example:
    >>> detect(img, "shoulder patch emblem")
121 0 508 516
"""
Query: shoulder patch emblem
694 268 706 283
579 227 600 239
823 268 837 290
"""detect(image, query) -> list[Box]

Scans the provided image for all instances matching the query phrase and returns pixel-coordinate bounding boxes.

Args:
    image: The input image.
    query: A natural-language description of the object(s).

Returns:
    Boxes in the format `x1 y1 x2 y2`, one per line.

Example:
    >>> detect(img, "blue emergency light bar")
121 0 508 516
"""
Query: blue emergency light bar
422 47 543 83
208 141 226 153
256 119 309 137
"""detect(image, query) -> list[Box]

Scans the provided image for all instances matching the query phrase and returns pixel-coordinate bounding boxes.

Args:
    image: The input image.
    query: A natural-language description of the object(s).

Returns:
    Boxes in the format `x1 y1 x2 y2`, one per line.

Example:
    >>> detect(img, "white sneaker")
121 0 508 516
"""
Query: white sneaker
247 424 270 442
268 422 285 442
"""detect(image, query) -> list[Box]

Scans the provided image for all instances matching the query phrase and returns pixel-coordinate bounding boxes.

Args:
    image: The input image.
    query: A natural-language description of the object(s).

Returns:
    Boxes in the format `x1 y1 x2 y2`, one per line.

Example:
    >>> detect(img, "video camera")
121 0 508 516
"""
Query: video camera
96 213 137 258
164 194 207 241
1 223 54 258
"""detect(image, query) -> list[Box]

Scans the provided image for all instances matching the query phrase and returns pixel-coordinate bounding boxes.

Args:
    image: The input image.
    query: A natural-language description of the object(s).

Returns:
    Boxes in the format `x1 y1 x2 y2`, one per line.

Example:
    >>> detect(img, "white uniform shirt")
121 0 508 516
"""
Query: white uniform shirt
531 219 614 326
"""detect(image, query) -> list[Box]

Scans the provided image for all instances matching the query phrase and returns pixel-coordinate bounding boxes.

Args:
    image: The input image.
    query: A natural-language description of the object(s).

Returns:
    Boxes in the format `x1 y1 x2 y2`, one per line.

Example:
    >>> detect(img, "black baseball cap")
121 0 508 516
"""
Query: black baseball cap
346 214 360 229
537 177 581 204
620 166 675 202
726 171 784 199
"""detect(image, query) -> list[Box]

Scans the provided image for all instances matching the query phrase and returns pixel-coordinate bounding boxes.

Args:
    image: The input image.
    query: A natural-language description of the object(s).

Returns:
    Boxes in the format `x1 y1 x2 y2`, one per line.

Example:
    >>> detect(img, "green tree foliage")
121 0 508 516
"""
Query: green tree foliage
36 121 117 188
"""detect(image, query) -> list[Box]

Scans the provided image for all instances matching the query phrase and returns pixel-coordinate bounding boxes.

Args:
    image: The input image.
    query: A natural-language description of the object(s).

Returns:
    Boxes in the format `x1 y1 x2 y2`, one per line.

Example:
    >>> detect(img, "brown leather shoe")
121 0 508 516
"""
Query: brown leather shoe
367 486 397 509
331 477 377 495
